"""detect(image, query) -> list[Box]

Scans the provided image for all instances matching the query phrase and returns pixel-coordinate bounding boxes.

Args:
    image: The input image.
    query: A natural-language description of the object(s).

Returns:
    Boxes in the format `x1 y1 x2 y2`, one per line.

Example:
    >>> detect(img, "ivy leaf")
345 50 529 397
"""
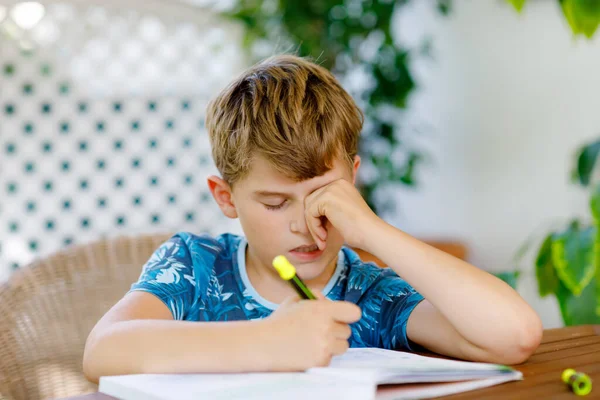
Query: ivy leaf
561 0 584 35
574 139 600 186
507 0 527 13
590 183 600 221
555 276 600 325
371 51 415 108
535 234 560 297
398 152 423 186
551 220 597 296
495 271 521 290
436 0 452 15
560 0 600 38
572 0 600 38
597 258 600 317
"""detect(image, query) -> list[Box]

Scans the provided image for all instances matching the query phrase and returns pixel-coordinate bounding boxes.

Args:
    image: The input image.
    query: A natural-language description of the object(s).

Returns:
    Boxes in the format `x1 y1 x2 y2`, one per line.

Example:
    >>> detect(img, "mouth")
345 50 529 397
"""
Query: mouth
291 244 319 253
289 243 324 262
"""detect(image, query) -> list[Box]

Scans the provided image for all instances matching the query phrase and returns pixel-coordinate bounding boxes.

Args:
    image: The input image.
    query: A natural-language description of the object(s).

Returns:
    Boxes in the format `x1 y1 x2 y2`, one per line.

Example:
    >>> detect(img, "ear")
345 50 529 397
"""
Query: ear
351 155 361 185
207 175 238 219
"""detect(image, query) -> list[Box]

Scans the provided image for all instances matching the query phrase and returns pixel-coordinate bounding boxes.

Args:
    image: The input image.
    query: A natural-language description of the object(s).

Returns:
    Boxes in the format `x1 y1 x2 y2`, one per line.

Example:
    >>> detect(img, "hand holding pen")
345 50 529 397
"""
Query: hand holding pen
261 255 362 370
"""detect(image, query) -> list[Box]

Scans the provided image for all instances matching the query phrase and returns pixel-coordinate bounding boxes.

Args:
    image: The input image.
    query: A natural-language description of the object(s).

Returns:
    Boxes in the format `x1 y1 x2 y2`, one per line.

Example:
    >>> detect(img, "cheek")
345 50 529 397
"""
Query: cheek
237 205 287 239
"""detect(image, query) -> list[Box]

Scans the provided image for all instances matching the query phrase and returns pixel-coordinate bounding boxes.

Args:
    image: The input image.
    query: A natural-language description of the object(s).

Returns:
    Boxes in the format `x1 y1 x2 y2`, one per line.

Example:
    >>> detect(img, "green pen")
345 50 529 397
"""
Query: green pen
272 255 317 300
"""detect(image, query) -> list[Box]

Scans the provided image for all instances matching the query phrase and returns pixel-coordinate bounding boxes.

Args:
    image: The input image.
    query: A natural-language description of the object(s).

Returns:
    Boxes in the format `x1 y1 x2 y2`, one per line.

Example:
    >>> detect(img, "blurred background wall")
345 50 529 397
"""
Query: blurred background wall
394 0 600 328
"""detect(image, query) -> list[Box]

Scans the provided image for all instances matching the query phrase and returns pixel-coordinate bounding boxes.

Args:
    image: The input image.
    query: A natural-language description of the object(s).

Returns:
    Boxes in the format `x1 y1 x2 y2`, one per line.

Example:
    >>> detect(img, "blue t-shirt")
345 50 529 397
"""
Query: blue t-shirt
130 232 425 351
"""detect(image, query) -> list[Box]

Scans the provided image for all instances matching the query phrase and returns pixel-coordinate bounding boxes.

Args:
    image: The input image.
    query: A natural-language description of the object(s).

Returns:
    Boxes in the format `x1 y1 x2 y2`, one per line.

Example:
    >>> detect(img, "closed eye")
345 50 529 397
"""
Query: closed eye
263 200 287 211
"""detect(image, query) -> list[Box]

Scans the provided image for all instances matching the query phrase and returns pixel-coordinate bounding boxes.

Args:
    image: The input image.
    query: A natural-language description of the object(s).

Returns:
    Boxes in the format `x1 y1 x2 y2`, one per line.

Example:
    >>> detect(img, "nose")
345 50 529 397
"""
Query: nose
290 204 310 235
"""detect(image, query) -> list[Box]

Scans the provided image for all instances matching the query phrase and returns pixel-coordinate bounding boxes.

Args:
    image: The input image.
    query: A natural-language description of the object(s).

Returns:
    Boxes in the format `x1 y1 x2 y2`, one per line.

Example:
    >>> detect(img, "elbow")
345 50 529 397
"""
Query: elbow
82 327 118 384
82 339 101 384
83 322 145 383
495 314 543 365
512 311 543 364
83 364 100 385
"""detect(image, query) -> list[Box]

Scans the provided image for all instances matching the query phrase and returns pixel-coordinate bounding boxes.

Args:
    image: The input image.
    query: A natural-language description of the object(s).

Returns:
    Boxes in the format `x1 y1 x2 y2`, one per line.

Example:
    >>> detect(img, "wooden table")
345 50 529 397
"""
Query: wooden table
442 324 600 399
59 325 600 400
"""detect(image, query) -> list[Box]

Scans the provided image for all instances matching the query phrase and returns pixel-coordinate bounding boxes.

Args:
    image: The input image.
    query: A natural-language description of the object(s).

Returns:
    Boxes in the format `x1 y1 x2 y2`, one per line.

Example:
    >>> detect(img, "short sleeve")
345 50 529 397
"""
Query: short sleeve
129 235 196 320
357 269 425 351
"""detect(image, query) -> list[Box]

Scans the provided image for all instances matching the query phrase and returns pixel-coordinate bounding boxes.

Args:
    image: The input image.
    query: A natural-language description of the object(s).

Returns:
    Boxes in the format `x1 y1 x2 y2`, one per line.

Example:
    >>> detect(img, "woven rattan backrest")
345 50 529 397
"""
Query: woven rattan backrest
0 233 172 400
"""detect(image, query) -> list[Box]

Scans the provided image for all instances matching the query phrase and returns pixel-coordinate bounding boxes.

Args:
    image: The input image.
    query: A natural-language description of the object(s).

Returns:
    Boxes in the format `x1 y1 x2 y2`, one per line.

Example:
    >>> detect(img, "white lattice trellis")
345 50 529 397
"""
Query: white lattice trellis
0 0 247 281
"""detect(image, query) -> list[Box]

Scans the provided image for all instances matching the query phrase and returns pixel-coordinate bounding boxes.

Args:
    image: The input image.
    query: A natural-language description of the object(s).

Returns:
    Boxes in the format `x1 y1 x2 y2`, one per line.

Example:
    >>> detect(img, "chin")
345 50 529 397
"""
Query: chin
287 242 341 280
294 260 330 281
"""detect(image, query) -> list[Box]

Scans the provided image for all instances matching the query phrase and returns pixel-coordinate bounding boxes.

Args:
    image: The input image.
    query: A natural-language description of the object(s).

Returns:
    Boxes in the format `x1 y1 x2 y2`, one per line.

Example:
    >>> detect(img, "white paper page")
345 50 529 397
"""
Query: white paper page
324 348 512 373
308 348 521 385
376 373 523 400
99 372 376 400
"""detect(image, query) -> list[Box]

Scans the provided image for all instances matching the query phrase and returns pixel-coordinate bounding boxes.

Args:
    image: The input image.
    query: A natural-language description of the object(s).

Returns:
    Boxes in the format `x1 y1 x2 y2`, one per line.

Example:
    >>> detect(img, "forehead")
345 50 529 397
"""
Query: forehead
236 156 350 194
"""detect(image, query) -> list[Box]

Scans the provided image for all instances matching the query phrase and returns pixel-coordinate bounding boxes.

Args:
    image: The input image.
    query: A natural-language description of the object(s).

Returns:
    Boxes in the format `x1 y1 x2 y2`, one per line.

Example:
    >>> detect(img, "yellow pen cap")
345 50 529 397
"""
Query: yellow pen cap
272 255 296 280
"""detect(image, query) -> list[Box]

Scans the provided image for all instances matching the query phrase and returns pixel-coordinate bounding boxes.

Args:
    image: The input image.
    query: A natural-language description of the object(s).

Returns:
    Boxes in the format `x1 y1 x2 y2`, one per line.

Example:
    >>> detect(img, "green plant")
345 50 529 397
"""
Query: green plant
516 140 600 325
224 1 526 290
507 0 600 38
223 0 452 214
507 0 600 324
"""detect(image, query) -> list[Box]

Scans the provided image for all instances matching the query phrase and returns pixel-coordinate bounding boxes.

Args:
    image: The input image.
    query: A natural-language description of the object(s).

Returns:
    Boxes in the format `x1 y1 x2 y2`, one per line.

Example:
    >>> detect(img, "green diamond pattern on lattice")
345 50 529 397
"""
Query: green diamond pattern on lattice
0 2 248 281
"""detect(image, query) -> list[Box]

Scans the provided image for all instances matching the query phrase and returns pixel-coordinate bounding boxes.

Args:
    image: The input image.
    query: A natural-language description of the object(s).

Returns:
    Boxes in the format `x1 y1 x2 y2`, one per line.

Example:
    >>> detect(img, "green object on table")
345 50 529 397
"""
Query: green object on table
562 368 592 396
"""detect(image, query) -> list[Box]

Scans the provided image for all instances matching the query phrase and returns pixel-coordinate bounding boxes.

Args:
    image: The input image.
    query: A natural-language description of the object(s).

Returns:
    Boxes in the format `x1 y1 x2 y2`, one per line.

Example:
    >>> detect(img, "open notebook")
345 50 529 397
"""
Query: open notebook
99 348 522 400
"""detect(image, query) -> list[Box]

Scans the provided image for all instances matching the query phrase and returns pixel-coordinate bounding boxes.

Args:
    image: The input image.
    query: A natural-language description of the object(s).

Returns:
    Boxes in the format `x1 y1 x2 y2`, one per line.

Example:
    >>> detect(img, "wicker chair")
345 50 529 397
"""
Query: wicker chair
0 233 466 400
0 233 172 400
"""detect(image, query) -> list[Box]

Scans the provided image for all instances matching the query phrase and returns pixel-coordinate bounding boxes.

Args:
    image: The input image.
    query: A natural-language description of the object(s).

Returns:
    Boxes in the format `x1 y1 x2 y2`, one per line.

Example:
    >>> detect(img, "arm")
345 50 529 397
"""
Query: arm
83 292 274 383
362 220 543 364
83 291 361 383
303 178 543 365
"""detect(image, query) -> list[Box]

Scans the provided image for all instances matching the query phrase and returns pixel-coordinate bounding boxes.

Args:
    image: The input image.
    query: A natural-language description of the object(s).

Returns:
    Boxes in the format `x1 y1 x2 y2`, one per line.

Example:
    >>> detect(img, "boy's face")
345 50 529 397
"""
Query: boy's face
208 155 360 282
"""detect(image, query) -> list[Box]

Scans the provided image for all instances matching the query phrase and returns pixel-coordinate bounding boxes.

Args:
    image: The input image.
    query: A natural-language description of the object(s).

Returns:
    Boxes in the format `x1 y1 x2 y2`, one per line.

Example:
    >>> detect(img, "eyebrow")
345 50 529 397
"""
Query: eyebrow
253 190 292 198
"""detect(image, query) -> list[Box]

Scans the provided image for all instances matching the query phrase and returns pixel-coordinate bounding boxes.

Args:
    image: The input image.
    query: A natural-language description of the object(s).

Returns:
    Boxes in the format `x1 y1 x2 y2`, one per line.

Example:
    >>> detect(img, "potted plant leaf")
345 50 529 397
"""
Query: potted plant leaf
519 140 600 325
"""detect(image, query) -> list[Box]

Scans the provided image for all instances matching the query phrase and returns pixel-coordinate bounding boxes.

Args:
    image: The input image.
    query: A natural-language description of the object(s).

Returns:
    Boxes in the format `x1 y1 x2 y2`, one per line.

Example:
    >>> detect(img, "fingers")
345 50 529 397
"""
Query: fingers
280 294 301 306
311 215 328 242
306 211 327 250
327 302 363 324
304 193 328 250
332 322 352 340
310 213 328 241
313 291 327 300
331 338 350 356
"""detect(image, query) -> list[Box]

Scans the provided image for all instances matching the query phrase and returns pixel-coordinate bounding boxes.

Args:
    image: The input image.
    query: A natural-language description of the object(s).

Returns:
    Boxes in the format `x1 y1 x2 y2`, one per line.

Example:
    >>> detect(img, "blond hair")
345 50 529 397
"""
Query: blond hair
206 55 363 186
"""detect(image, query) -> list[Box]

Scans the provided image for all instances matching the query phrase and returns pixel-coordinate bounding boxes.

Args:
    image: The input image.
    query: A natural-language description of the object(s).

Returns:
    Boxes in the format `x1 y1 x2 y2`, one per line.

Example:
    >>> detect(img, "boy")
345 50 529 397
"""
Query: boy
83 55 542 383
